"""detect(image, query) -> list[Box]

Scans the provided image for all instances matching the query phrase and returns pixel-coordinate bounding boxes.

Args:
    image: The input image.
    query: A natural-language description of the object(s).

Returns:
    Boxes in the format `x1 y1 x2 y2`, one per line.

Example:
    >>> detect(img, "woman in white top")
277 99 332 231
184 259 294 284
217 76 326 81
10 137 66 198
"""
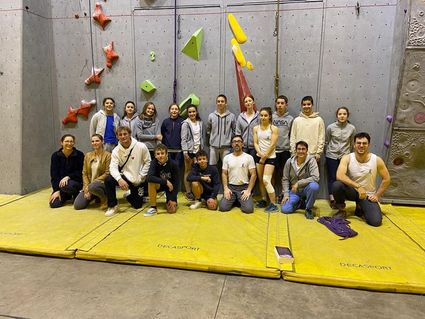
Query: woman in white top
181 105 204 200
253 107 279 212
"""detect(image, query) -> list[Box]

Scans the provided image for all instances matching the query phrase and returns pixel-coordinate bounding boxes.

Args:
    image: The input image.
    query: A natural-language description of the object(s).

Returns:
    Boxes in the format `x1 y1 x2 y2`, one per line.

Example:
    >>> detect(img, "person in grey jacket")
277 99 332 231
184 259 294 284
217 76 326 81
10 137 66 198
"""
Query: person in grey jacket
119 101 139 133
272 95 293 196
235 94 259 158
325 106 356 208
281 141 320 219
133 102 162 152
206 94 236 165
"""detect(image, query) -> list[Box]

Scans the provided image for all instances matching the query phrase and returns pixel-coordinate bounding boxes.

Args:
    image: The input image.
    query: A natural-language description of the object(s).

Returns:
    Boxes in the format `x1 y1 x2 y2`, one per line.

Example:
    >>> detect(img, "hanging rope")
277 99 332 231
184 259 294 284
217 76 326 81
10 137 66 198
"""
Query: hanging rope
173 0 178 103
88 0 98 109
273 0 281 99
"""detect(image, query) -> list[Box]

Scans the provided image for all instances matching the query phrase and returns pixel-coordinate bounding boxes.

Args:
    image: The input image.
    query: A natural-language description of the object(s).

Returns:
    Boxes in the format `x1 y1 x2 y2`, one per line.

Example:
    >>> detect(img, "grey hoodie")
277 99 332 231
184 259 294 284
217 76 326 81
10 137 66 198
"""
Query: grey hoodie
207 110 236 148
281 155 320 197
133 116 161 151
235 111 259 149
119 113 139 135
272 111 293 152
325 121 356 160
181 119 205 155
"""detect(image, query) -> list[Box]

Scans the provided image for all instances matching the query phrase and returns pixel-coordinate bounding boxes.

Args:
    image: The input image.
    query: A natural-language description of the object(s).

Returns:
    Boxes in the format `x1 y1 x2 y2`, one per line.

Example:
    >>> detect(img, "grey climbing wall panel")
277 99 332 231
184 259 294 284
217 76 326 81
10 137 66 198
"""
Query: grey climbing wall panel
384 0 425 205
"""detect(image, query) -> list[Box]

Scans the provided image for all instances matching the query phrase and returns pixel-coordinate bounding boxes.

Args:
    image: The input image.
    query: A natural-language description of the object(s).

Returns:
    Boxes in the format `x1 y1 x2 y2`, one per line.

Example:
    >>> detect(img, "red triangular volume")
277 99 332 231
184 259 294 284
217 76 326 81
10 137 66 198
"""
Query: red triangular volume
93 2 111 30
235 57 253 112
62 107 79 125
104 41 119 68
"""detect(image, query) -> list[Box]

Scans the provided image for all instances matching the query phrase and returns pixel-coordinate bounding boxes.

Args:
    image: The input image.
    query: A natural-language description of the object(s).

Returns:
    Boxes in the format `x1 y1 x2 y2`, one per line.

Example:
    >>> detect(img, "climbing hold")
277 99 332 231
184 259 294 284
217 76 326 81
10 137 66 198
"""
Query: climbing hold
246 61 254 71
76 100 97 118
85 67 104 85
62 107 79 125
231 38 246 67
414 112 425 124
384 140 390 148
386 115 393 123
228 14 247 44
393 157 404 166
181 28 204 61
103 41 119 68
93 2 111 30
150 51 156 62
140 80 156 93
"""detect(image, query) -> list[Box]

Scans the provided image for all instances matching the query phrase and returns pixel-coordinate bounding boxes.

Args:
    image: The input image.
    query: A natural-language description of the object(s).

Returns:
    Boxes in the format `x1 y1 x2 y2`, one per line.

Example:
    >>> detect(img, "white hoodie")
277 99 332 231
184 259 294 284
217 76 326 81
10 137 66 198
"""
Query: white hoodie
290 112 325 156
109 137 151 185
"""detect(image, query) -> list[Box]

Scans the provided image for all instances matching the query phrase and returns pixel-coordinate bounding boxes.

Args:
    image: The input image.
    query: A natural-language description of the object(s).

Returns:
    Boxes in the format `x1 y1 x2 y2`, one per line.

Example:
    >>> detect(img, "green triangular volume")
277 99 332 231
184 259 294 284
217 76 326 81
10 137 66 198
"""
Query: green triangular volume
181 27 204 61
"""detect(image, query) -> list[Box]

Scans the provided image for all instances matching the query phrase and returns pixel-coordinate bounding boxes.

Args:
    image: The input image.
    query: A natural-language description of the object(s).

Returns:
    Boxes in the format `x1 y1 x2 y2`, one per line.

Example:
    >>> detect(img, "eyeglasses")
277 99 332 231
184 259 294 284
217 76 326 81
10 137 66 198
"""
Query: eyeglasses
232 140 243 143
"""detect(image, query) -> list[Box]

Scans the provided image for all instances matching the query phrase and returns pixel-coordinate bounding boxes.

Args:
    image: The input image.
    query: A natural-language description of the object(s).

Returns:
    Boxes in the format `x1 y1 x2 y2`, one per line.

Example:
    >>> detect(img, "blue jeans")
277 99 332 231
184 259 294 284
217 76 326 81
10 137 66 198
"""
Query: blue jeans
281 182 319 213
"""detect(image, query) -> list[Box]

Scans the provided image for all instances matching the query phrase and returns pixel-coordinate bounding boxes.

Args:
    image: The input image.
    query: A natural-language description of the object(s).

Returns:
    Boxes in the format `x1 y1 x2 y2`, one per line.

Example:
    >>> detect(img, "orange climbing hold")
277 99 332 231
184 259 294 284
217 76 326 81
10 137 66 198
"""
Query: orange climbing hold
103 41 119 68
93 2 111 30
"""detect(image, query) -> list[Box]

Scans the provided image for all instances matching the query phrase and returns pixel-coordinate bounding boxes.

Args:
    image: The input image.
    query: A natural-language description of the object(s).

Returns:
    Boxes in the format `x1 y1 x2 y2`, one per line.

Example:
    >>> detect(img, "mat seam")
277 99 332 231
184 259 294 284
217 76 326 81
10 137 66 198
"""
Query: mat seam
68 204 149 252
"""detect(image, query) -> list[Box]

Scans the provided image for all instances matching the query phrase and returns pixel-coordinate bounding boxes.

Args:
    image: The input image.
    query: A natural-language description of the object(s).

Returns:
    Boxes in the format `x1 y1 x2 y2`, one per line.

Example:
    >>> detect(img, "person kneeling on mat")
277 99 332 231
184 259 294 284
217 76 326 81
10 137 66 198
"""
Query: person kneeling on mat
144 144 179 217
281 141 319 219
219 135 257 214
332 132 390 226
187 150 220 210
105 126 151 217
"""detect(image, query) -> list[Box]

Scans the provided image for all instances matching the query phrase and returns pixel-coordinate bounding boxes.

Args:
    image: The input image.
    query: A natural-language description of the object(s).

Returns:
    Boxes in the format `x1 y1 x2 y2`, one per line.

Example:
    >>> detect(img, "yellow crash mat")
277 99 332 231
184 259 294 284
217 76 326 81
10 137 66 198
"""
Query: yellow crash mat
76 199 280 278
278 203 425 294
382 204 425 249
0 194 23 206
0 188 139 257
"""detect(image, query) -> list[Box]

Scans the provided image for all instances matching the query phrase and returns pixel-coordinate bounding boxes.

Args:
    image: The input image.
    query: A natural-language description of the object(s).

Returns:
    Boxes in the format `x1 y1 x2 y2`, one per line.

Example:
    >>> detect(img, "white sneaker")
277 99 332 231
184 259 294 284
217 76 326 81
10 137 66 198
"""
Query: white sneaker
105 205 118 217
144 207 157 217
190 200 203 210
123 190 131 199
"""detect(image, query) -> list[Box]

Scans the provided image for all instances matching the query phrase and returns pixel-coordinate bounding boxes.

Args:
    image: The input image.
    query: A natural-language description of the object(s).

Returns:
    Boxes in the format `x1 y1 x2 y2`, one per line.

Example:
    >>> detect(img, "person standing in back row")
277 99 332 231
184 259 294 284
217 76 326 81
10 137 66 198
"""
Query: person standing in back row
272 95 293 197
290 96 325 162
207 94 236 166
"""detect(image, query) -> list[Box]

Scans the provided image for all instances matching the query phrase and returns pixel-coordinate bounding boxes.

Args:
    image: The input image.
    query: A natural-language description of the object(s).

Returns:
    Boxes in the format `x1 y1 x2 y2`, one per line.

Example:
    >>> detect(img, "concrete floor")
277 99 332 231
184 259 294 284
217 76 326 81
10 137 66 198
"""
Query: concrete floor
0 252 424 319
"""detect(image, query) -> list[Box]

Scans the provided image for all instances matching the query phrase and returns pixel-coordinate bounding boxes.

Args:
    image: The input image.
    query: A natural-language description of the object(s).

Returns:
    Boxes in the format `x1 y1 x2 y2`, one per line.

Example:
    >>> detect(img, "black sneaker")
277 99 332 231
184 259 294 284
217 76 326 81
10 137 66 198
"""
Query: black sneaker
255 199 267 208
305 209 314 220
185 192 195 201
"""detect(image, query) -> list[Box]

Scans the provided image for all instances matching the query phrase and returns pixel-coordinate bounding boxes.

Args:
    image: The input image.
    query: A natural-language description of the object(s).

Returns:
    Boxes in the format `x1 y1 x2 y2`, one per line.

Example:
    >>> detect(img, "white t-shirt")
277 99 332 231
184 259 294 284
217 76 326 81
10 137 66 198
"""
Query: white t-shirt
222 152 256 185
189 120 201 153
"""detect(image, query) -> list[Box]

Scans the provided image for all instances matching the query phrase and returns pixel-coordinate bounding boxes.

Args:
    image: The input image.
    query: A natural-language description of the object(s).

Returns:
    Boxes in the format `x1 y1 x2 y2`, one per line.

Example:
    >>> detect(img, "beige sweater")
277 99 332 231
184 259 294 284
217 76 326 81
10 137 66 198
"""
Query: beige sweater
290 112 325 156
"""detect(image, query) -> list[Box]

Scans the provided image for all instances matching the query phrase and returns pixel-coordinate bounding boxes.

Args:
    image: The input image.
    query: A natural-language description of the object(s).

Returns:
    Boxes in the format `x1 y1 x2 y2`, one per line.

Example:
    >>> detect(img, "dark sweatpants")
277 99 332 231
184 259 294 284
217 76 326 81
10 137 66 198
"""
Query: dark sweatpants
50 180 82 208
105 175 144 209
332 181 382 227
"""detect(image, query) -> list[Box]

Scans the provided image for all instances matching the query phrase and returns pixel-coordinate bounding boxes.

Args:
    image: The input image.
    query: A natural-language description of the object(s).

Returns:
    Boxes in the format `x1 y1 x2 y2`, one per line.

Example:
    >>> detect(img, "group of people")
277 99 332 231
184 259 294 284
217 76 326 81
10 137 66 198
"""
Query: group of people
50 94 390 227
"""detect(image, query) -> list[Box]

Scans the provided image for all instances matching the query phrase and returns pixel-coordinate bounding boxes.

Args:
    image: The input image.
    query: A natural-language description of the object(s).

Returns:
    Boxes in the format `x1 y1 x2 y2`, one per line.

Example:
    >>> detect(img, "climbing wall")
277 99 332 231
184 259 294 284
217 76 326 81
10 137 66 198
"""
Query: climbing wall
385 0 425 205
